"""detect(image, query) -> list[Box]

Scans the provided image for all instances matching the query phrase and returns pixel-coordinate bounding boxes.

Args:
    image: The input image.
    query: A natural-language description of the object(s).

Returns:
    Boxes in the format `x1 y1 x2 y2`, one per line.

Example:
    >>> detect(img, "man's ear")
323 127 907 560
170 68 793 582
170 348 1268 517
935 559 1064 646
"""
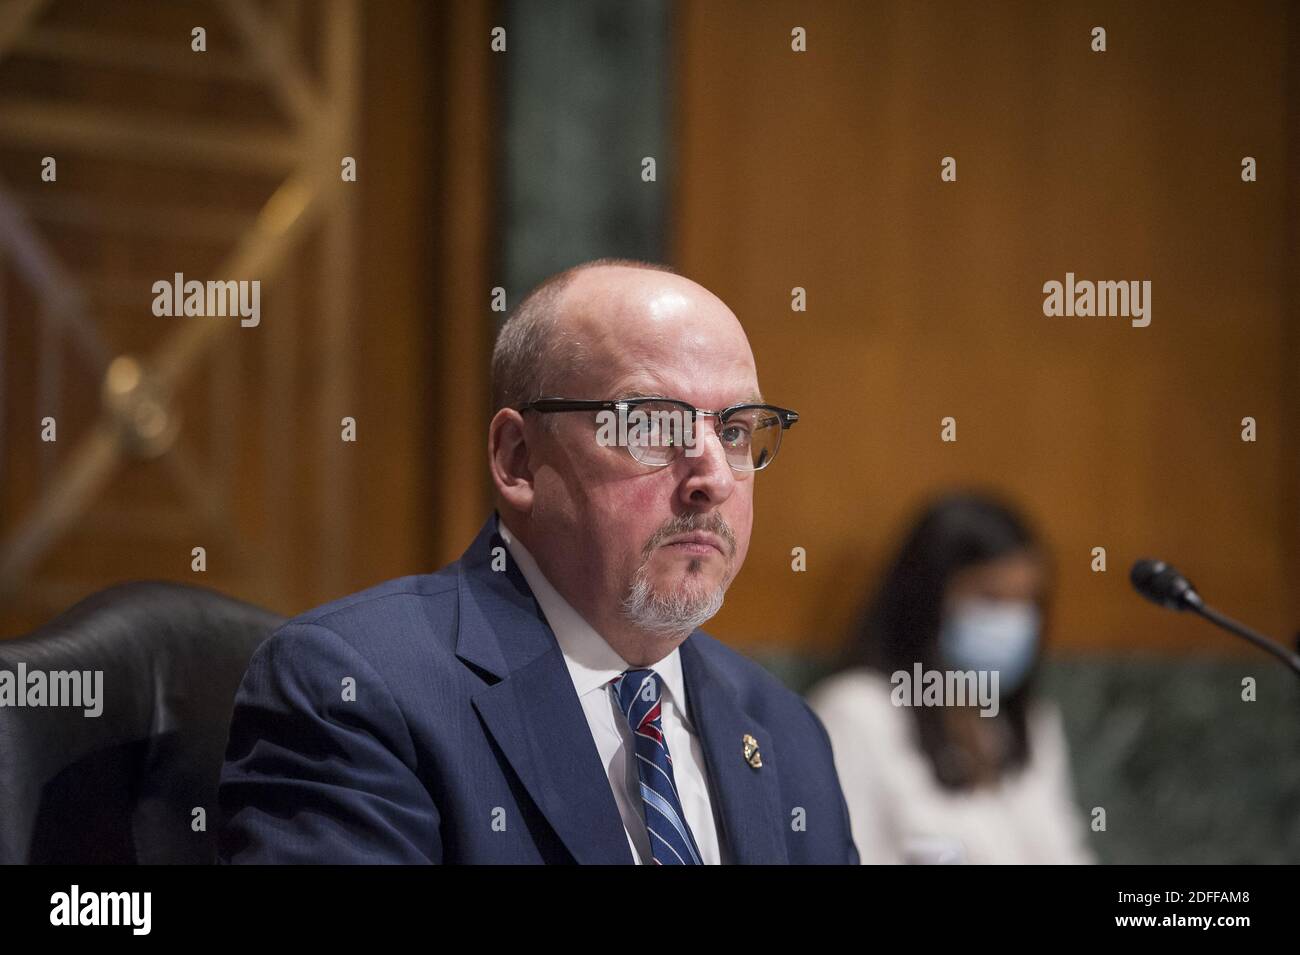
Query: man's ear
488 408 535 513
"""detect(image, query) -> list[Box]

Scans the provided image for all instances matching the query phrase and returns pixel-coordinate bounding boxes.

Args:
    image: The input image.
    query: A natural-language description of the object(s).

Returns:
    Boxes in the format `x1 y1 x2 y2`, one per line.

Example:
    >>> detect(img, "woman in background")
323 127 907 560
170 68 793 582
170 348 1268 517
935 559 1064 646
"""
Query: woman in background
807 491 1096 864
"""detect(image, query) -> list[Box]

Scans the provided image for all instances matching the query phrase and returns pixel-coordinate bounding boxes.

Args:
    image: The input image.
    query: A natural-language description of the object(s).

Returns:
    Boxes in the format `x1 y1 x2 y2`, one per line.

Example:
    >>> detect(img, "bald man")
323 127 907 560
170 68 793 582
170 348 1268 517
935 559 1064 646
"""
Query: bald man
218 259 859 864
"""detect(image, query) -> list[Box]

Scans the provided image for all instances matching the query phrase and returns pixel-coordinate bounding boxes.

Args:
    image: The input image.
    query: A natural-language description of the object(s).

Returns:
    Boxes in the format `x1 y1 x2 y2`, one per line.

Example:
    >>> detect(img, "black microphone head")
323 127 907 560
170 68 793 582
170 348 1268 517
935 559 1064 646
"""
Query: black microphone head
1130 558 1202 611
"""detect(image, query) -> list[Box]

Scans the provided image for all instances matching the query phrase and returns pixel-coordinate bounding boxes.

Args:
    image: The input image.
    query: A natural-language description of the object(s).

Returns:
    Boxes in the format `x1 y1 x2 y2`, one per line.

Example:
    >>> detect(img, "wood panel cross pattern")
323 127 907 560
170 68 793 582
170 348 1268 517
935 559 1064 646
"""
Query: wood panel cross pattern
0 0 360 633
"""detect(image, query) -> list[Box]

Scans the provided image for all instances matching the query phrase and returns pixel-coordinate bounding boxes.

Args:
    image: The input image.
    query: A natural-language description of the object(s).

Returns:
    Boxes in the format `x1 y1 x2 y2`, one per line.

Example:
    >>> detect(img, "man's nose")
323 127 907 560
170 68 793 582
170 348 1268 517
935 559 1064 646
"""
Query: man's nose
675 417 737 506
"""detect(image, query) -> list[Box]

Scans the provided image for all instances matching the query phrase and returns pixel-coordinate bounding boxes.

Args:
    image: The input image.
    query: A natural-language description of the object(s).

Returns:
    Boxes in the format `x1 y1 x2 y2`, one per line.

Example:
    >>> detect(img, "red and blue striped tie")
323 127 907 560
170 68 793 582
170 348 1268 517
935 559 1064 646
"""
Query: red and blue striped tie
610 668 703 865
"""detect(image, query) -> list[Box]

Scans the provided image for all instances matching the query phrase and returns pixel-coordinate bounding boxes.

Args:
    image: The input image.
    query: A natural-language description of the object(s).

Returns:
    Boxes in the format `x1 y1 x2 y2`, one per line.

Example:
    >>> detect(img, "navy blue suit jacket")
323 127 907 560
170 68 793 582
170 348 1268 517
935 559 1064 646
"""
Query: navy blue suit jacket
218 514 859 864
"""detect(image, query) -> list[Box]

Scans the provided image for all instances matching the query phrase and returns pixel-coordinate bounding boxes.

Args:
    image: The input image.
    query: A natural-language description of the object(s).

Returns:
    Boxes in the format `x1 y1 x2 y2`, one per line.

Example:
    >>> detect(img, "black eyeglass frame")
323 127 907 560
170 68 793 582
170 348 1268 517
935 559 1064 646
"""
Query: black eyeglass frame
516 396 799 471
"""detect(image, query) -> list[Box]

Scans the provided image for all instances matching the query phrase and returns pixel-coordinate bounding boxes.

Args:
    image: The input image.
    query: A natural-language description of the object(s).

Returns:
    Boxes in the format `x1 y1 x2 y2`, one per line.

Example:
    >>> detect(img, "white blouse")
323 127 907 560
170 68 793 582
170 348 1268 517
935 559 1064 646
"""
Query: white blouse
808 667 1097 864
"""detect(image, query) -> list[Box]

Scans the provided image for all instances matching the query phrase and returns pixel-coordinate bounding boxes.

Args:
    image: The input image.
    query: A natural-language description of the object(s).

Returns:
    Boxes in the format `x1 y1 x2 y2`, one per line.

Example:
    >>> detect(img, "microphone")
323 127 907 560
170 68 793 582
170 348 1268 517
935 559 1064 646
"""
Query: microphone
1129 558 1203 611
1130 558 1300 677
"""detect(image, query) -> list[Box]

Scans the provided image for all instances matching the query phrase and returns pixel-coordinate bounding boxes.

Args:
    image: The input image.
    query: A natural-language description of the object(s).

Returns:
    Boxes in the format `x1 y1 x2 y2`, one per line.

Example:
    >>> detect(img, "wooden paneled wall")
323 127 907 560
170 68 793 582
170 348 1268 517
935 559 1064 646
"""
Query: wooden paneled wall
670 0 1298 655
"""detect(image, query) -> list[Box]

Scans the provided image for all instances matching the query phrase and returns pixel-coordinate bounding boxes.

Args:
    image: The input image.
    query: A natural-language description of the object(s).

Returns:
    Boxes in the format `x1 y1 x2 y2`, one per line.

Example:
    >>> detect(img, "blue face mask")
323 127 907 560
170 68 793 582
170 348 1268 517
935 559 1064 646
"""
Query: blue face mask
938 598 1041 694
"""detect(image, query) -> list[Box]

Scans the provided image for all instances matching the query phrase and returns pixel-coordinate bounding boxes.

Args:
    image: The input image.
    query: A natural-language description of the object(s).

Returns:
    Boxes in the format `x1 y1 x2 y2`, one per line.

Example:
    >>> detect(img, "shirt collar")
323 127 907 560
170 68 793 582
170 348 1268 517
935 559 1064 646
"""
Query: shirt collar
496 514 690 723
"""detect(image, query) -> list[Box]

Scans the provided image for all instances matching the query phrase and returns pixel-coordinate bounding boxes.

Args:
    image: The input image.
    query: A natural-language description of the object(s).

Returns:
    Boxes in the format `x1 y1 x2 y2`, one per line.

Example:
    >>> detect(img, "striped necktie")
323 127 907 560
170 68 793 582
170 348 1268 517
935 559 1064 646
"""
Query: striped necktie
610 668 703 865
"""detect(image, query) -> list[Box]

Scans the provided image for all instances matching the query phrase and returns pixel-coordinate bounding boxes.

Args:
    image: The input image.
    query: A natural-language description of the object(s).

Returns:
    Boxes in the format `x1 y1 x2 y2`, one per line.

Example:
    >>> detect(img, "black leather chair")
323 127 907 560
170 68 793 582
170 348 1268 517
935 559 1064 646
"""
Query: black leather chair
0 581 283 864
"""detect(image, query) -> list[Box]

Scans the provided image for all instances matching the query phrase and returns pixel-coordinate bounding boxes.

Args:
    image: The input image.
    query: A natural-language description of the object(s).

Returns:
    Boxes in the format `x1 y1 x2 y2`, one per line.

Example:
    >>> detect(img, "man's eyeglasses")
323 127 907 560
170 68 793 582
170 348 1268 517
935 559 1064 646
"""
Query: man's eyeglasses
516 396 799 472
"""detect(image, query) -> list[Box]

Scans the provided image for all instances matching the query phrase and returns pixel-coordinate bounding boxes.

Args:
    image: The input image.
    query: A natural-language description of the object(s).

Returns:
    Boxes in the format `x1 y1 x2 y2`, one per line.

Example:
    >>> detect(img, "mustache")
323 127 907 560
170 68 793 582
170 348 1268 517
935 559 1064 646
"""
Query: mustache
643 512 737 559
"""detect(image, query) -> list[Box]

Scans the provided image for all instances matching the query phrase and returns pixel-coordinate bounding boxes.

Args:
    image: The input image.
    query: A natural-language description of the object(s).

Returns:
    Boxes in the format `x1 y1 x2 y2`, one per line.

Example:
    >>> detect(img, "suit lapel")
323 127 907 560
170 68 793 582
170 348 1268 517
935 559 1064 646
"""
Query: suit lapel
456 515 633 864
471 646 634 864
680 636 790 864
453 513 789 865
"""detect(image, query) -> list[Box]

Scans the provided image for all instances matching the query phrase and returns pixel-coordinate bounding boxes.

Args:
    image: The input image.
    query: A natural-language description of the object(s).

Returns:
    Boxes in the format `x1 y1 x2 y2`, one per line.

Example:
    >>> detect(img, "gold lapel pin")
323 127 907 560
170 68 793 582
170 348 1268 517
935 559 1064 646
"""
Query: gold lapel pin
742 733 762 768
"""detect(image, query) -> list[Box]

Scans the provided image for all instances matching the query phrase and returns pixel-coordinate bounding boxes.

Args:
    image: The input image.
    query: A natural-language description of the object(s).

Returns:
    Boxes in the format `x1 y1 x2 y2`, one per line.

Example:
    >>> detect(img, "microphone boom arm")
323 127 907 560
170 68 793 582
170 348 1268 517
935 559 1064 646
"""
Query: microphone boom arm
1191 601 1300 677
1130 557 1300 679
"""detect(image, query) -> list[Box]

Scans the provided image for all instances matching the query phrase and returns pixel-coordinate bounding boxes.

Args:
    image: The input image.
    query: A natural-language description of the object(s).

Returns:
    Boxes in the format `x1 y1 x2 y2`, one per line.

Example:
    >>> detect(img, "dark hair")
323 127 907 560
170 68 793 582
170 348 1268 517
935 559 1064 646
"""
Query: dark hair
840 489 1052 790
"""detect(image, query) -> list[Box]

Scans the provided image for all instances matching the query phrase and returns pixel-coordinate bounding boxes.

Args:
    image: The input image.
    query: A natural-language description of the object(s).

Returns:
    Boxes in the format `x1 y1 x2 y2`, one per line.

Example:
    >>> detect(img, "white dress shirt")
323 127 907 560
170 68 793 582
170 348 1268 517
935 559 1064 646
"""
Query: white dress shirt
498 519 727 864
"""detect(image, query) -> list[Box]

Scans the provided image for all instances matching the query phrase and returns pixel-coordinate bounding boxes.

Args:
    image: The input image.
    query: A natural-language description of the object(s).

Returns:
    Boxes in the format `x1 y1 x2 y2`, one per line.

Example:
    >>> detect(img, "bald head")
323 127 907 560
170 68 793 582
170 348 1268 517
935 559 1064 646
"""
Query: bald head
490 259 756 412
487 257 765 663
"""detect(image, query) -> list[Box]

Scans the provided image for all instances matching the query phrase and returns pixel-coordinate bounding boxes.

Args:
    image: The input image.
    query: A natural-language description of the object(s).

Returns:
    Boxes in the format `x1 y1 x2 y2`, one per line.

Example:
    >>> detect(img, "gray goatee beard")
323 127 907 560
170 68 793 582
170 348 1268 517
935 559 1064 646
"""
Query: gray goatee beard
619 513 738 638
619 564 726 637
